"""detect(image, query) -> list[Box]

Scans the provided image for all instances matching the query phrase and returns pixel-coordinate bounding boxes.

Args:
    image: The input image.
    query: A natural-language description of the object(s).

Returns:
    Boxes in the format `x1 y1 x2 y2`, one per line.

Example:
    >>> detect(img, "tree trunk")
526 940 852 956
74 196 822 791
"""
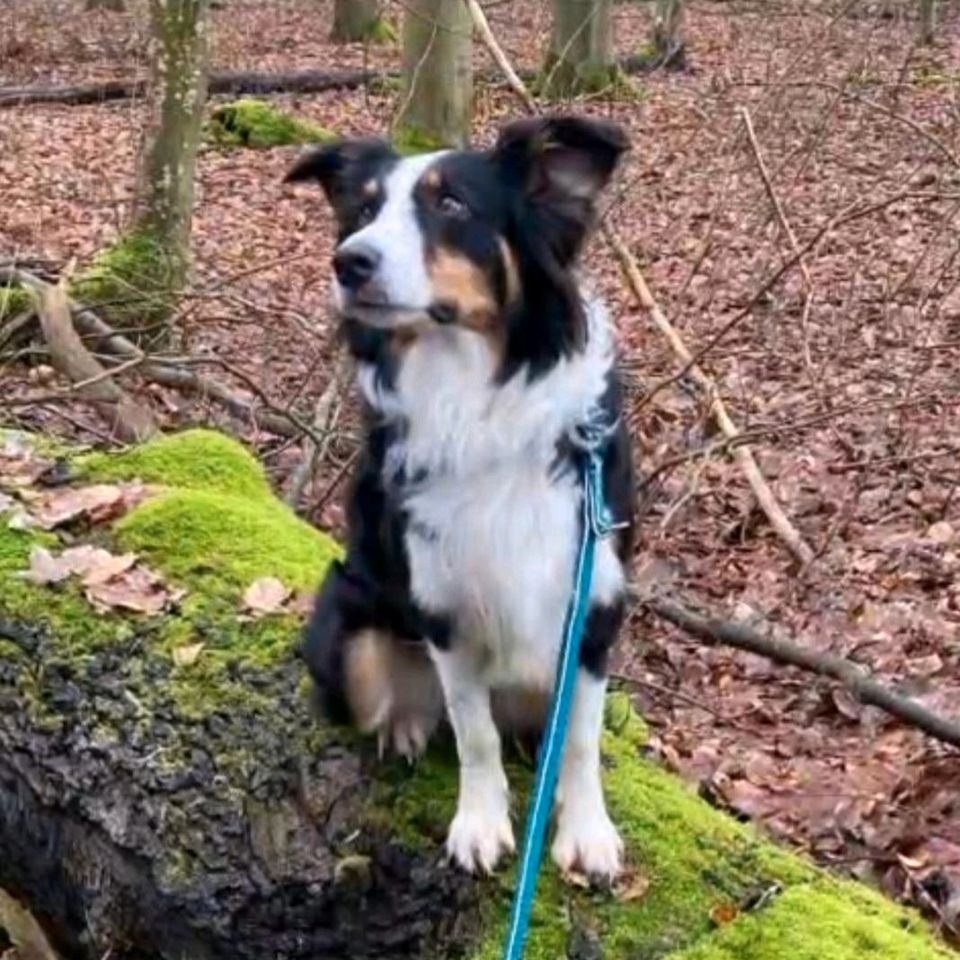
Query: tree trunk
132 0 212 293
394 0 472 150
652 0 685 66
331 0 380 42
919 0 937 44
542 0 615 98
86 0 126 10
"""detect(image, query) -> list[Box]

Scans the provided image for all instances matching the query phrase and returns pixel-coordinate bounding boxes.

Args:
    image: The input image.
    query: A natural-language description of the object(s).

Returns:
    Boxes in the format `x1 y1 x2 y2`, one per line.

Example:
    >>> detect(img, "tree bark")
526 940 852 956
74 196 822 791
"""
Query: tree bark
652 0 685 66
86 0 126 10
331 0 380 42
394 0 473 150
542 0 615 98
133 0 212 287
0 619 475 960
919 0 937 44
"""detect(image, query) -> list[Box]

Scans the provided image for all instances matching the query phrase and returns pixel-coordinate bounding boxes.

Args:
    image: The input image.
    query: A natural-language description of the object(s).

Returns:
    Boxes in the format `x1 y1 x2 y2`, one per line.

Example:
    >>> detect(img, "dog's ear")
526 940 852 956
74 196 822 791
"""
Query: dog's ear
493 115 629 208
284 138 397 208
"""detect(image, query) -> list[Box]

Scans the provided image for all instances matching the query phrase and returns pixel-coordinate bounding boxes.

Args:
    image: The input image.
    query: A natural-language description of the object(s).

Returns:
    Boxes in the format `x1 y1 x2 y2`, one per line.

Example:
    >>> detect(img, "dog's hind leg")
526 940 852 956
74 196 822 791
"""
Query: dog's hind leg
344 630 444 762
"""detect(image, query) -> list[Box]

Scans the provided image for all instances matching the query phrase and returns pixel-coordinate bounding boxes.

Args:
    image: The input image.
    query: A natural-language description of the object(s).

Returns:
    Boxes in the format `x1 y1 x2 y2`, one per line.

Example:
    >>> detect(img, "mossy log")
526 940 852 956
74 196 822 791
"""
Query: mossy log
0 430 952 959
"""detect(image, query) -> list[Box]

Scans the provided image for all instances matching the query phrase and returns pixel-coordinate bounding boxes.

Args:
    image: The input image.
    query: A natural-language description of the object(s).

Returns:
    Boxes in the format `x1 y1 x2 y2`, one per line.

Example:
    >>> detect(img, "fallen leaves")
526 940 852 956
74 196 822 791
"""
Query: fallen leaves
26 481 155 529
242 575 290 616
240 576 314 618
172 642 205 667
24 544 182 614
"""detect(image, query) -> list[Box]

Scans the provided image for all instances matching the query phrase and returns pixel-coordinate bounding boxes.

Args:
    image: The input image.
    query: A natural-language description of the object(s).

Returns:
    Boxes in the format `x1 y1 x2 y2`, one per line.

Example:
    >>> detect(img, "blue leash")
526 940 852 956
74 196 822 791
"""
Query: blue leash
502 442 623 960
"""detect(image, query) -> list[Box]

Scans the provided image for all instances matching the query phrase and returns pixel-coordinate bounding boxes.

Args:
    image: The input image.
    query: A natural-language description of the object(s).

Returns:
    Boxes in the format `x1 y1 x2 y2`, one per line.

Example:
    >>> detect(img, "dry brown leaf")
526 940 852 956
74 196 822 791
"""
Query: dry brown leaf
25 545 73 585
28 482 158 530
85 566 179 615
172 642 206 667
614 868 651 903
709 901 739 926
25 544 137 586
0 888 63 960
243 575 290 616
31 484 124 529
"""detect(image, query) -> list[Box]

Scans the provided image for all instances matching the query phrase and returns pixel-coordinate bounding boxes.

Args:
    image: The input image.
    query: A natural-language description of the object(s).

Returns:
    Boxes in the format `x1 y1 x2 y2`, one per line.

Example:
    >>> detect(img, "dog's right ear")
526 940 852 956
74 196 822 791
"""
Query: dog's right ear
284 138 397 208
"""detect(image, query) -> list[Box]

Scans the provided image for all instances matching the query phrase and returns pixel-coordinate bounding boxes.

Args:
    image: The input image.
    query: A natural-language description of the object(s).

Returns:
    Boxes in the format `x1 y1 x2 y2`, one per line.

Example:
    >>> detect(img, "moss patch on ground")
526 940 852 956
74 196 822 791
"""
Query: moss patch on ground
207 99 336 149
392 125 450 155
70 229 183 336
0 284 32 322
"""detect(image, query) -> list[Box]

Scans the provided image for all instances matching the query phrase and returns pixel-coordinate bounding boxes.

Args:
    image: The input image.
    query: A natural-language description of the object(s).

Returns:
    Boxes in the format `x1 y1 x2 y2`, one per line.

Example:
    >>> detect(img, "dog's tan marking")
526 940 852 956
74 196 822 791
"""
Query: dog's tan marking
362 178 379 198
343 629 394 733
428 247 499 332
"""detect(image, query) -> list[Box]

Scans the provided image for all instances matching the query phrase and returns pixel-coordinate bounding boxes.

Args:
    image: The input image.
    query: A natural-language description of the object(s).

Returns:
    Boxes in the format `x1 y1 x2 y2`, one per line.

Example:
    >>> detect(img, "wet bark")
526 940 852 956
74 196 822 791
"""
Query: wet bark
0 619 477 960
133 0 212 287
331 0 380 42
543 0 615 97
395 0 473 149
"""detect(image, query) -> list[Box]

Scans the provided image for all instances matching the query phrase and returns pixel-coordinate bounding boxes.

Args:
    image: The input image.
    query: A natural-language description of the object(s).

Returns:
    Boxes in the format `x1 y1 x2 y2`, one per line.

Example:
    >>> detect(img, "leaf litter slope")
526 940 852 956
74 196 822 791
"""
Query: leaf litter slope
1 0 959 937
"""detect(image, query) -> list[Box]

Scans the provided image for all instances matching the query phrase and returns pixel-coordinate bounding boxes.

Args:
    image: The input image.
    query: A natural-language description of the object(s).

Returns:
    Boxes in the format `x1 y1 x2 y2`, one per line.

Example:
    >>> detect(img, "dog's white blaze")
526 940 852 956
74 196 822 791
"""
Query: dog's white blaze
335 151 445 311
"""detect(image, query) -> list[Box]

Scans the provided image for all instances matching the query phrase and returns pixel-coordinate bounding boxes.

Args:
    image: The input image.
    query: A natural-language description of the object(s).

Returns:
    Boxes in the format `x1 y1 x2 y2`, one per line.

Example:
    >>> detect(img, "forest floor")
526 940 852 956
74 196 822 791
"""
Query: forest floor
2 0 960 941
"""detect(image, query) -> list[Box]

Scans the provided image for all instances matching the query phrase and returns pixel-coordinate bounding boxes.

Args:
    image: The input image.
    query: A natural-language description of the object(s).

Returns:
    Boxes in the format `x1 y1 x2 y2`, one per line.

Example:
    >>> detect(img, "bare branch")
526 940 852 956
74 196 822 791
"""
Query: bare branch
640 591 960 751
604 224 816 566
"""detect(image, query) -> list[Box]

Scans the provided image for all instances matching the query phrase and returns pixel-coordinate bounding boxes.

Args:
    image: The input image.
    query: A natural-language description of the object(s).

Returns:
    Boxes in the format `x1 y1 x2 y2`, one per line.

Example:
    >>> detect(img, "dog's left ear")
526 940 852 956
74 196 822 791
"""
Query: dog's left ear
284 138 396 209
493 115 629 207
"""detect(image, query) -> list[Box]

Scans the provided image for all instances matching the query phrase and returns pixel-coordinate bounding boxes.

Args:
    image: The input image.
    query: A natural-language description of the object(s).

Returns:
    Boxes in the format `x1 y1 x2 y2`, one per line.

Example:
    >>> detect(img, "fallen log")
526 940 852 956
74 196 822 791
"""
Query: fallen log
0 68 378 109
0 429 952 959
0 52 684 111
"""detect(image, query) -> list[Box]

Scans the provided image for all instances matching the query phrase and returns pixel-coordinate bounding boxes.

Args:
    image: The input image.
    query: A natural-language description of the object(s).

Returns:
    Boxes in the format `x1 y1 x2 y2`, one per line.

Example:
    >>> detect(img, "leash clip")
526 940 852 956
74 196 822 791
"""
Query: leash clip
585 448 628 539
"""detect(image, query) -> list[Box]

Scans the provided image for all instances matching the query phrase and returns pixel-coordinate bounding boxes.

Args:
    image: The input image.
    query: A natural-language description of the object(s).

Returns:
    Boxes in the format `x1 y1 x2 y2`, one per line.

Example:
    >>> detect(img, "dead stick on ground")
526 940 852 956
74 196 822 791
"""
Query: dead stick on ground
604 225 816 566
35 284 158 443
0 267 306 441
464 0 537 113
640 591 960 750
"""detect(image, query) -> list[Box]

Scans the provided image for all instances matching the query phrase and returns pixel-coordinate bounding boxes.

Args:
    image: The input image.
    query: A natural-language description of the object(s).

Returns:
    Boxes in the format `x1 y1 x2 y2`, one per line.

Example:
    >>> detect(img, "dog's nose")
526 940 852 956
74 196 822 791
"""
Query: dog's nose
334 245 380 290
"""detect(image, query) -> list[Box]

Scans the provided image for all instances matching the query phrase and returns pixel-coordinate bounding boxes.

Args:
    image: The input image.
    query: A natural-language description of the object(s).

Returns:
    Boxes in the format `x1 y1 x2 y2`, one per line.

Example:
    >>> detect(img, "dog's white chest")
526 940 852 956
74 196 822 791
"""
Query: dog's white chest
404 465 579 688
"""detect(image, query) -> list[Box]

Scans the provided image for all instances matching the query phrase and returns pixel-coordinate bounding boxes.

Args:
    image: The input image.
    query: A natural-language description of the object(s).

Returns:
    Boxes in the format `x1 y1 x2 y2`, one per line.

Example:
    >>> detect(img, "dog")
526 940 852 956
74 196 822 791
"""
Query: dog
289 115 635 880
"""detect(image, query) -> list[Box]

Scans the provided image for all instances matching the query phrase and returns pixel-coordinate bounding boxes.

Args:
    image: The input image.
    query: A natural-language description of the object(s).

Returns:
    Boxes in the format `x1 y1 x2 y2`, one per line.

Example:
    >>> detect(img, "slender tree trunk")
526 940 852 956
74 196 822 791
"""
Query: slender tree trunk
394 0 472 150
86 0 126 10
652 0 685 66
919 0 937 44
133 0 211 287
330 0 380 42
542 0 615 98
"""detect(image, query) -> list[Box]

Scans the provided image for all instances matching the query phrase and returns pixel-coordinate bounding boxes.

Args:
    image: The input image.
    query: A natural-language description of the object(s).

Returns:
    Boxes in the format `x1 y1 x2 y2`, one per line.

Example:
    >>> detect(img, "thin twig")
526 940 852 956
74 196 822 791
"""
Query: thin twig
605 224 815 566
464 0 536 114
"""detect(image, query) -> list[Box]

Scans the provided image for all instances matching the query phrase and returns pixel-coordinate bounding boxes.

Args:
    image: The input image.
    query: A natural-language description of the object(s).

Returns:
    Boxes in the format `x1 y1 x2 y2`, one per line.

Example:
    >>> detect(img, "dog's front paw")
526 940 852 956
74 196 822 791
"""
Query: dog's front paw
446 794 515 874
552 807 624 882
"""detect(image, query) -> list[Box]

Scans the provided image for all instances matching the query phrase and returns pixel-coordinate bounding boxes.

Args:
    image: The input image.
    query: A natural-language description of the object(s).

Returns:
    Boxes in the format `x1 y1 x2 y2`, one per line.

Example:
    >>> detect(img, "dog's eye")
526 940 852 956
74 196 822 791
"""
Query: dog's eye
437 192 467 218
357 202 376 226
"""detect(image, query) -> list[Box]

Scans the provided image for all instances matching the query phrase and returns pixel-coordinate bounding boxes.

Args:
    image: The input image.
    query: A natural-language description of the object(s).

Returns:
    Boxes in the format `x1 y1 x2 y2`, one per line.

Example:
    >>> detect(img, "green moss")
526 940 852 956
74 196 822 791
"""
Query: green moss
365 16 397 44
207 99 336 149
70 230 182 335
392 125 450 155
0 284 33 322
670 881 953 960
1 429 339 731
81 429 272 501
115 488 339 601
536 56 634 100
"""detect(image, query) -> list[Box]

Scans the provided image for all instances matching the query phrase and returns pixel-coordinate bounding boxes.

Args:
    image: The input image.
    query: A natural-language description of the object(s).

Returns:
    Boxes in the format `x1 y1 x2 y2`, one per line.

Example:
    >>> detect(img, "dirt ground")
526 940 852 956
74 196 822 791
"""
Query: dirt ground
2 0 960 941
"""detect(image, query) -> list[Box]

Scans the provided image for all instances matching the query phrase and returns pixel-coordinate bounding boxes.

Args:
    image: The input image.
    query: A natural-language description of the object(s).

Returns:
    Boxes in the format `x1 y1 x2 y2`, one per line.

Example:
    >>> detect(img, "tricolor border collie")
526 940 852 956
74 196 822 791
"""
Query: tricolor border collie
290 116 635 880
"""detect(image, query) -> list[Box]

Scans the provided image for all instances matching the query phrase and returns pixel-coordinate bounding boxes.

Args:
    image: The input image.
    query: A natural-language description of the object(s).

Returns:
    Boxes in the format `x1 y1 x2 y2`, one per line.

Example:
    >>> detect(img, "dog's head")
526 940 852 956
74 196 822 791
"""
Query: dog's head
285 116 629 376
